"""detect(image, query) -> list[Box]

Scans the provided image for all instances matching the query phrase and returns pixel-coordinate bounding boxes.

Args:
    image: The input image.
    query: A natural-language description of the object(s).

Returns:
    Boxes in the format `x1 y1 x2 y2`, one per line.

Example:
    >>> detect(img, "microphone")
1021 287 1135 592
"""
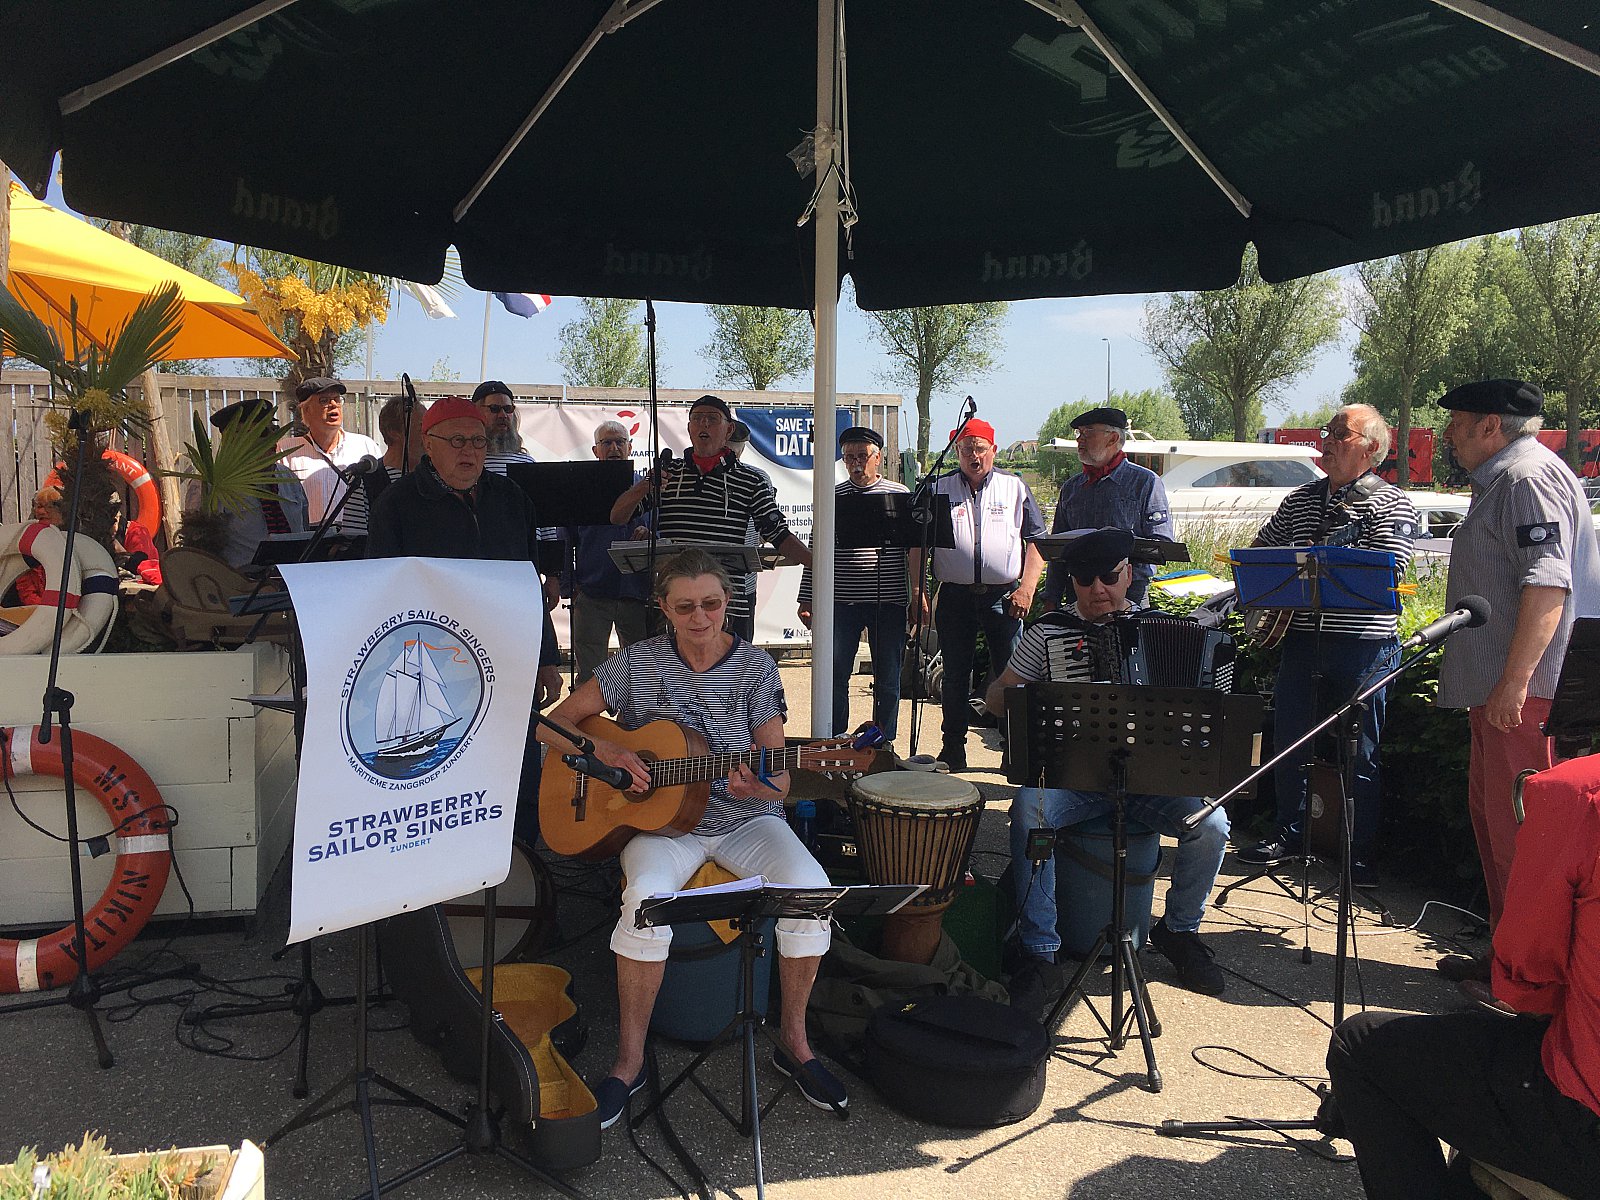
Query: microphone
964 394 976 415
1403 595 1490 650
401 372 417 407
562 753 635 791
345 454 386 477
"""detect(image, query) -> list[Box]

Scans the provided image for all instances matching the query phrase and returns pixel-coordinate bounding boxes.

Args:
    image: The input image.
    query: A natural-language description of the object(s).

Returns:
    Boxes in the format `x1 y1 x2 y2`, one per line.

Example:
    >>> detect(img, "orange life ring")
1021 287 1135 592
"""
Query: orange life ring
44 449 162 536
0 726 172 993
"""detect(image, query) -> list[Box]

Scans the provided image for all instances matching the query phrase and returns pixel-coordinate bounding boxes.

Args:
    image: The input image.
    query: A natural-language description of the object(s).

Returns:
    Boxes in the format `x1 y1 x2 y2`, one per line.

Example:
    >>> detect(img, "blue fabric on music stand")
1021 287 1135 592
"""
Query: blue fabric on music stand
1231 546 1400 615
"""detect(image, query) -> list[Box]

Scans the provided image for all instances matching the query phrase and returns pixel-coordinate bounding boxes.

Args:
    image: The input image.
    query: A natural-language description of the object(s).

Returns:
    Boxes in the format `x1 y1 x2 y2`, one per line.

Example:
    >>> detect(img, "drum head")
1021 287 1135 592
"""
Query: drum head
443 841 557 968
852 769 980 812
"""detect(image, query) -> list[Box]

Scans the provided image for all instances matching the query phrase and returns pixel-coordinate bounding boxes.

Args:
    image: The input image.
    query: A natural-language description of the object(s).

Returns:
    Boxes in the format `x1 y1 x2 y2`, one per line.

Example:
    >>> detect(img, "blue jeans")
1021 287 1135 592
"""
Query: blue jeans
1272 631 1397 862
934 583 1022 748
831 602 906 740
1009 786 1230 956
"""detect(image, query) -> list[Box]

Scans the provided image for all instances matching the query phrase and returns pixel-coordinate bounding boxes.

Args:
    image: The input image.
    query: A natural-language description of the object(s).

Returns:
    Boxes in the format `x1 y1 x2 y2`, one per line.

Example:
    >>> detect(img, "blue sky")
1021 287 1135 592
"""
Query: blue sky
40 177 1357 446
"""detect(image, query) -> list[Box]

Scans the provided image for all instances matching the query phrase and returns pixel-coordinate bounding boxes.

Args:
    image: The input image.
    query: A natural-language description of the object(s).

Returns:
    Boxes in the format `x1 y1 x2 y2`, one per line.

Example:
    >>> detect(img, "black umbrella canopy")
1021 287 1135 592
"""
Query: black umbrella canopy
3 0 1598 309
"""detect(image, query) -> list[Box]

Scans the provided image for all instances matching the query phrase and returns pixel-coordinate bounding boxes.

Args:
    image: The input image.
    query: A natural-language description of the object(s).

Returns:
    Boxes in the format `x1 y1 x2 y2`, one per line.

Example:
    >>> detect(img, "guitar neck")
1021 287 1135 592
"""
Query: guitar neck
648 744 803 788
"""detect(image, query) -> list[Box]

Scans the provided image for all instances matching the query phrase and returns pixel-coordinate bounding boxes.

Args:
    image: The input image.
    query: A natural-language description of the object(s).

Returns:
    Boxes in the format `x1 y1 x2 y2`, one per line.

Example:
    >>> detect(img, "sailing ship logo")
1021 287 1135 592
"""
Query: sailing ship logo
342 620 489 785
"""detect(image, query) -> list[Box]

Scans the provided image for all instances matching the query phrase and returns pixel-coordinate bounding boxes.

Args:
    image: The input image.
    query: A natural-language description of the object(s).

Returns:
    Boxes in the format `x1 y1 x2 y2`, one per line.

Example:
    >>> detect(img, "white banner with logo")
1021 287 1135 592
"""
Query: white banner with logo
518 404 849 646
280 558 542 944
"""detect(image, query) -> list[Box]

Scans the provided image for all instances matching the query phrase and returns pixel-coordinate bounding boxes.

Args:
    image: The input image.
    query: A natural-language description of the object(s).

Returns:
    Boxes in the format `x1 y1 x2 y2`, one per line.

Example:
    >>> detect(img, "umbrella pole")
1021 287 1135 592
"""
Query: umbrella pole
809 0 839 740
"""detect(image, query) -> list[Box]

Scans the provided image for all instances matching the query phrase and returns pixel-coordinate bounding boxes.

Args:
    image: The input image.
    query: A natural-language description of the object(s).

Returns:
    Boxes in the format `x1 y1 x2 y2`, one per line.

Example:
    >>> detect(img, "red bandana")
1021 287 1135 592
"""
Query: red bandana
1082 450 1125 484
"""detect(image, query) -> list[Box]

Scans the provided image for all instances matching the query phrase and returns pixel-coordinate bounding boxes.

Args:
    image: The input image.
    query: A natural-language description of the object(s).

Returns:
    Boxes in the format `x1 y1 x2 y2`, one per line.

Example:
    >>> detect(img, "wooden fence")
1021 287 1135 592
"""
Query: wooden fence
0 370 902 527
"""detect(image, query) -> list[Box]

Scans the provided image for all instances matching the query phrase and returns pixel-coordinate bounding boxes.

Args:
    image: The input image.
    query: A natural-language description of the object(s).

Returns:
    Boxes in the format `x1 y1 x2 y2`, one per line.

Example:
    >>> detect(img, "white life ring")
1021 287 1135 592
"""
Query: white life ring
0 522 118 655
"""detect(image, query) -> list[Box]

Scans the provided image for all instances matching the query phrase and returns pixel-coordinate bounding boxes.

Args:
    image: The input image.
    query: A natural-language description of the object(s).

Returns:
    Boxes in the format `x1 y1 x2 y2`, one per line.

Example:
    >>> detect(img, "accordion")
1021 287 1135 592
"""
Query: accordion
1047 612 1236 692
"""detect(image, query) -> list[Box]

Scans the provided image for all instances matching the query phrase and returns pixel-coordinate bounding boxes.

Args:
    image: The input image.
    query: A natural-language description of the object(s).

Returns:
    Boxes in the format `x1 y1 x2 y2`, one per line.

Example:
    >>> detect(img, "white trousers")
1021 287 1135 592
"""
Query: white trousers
613 814 833 962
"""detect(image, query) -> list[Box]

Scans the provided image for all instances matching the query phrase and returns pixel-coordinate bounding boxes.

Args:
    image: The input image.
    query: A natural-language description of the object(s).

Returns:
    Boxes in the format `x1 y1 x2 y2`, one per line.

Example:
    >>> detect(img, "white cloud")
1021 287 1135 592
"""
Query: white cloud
1042 298 1147 338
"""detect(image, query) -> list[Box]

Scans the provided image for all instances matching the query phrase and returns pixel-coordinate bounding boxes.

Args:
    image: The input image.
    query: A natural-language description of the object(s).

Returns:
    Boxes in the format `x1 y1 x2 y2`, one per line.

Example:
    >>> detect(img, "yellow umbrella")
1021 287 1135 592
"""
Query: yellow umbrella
3 182 291 361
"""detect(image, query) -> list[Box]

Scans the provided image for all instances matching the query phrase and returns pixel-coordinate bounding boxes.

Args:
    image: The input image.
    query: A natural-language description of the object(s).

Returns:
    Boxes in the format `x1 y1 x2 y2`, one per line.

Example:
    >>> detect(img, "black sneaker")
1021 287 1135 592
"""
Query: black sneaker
773 1050 849 1114
593 1066 648 1130
938 743 968 773
1351 860 1379 889
1148 918 1226 996
1006 956 1063 1021
1236 834 1295 866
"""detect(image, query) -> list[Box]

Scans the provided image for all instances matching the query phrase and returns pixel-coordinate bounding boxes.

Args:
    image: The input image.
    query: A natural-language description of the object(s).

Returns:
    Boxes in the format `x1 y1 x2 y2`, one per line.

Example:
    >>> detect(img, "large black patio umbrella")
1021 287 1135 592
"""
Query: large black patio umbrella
6 0 1597 732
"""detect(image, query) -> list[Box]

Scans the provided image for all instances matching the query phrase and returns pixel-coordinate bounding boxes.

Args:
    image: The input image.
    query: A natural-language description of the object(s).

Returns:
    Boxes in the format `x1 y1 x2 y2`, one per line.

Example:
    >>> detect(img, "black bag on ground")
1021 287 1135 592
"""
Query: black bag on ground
864 993 1048 1127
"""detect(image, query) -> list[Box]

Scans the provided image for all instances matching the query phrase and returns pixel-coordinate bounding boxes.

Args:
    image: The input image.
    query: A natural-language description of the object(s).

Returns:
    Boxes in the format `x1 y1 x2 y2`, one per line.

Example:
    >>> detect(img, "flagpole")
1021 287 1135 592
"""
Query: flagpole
479 292 492 380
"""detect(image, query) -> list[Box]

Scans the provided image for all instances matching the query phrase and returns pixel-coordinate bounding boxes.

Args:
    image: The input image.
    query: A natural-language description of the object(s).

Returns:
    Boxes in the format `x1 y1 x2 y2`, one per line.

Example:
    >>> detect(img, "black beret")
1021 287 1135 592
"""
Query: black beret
211 397 278 431
1061 527 1135 577
1070 406 1128 431
294 376 346 403
839 425 883 449
689 394 734 420
471 379 514 403
1439 379 1543 417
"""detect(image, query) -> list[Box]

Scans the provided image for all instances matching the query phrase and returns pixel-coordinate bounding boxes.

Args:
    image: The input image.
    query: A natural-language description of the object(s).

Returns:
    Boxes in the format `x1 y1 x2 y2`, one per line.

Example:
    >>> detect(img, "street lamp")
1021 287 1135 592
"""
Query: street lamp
1101 337 1111 405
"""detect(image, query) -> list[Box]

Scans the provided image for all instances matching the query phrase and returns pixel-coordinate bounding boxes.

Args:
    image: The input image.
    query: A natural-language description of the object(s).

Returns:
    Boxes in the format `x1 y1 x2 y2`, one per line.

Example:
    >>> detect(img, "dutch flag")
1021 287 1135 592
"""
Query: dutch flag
492 292 553 318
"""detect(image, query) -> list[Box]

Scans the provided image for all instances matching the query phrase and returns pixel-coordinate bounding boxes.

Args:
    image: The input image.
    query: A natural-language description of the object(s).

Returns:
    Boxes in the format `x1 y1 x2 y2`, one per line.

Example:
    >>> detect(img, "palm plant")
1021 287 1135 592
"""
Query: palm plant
0 280 184 550
166 407 294 556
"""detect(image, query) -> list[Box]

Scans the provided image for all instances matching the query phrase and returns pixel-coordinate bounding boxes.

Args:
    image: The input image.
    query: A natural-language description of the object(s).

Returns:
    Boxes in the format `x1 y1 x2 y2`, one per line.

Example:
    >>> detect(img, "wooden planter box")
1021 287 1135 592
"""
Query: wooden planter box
112 1140 265 1200
0 645 296 926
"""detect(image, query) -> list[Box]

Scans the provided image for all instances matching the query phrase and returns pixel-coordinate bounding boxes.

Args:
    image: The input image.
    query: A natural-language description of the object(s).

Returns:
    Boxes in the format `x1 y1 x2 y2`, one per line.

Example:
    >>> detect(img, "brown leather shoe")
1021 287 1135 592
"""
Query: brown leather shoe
1436 953 1491 983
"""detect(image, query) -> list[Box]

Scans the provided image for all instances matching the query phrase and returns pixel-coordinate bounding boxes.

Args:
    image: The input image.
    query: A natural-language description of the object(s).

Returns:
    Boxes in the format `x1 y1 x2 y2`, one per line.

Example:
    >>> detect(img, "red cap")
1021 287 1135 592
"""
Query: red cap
950 418 996 445
421 396 489 435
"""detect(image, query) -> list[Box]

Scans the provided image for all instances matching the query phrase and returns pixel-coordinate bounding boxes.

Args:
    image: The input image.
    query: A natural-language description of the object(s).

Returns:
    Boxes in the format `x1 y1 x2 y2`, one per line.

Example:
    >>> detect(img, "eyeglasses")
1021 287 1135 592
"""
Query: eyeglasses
428 433 489 450
484 404 515 414
1072 570 1125 587
667 596 727 616
1319 426 1360 443
597 437 630 448
841 452 876 465
956 440 991 454
688 412 727 426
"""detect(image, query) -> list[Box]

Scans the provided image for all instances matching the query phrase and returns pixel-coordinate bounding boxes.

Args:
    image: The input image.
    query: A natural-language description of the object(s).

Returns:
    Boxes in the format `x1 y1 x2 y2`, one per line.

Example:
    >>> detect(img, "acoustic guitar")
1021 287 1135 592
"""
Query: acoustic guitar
540 715 875 860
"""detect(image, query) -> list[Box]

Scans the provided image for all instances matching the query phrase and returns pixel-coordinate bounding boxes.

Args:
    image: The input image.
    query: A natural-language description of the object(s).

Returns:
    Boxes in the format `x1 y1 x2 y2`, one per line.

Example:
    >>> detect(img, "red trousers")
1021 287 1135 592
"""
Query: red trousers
1467 696 1557 928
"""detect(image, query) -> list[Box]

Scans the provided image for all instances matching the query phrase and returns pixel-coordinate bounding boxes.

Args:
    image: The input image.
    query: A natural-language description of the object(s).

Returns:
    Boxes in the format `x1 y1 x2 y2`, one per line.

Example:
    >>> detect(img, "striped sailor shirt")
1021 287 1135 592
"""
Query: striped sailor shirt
593 634 789 835
796 476 911 608
1252 473 1418 638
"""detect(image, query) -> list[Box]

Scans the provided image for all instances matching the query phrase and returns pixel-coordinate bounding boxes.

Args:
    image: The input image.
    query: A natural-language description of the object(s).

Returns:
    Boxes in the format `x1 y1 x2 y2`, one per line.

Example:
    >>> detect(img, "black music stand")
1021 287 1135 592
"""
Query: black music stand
631 881 920 1200
1218 547 1401 937
1008 682 1261 1093
1544 616 1600 756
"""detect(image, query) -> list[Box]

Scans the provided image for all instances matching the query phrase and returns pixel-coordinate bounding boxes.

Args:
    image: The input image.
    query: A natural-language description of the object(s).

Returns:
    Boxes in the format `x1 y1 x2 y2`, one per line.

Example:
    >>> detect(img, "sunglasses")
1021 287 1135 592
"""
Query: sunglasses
666 596 727 616
1072 569 1125 587
484 403 516 414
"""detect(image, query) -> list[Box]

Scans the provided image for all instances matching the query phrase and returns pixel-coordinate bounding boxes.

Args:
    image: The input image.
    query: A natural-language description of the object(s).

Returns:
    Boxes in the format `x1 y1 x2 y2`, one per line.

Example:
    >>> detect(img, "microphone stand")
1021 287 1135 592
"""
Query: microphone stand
904 396 974 756
0 413 193 1064
643 299 663 627
1158 630 1454 1141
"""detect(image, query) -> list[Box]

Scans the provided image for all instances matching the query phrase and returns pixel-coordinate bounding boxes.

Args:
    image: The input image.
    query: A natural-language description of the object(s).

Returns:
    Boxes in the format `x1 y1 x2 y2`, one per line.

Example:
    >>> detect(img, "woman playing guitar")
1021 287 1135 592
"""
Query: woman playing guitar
535 548 848 1128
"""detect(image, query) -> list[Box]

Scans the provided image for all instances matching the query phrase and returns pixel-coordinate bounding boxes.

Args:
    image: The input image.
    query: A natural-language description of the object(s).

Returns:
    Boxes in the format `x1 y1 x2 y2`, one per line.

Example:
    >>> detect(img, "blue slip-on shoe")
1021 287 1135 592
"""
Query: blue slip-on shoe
773 1050 849 1115
594 1065 648 1130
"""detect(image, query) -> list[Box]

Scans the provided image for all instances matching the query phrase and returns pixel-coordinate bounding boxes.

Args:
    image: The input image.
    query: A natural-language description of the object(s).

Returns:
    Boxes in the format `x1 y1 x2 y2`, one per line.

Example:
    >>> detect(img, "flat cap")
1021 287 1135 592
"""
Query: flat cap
210 396 278 432
839 425 883 449
689 394 734 420
1439 379 1543 416
1061 527 1135 577
471 379 514 403
1070 406 1128 431
294 376 346 403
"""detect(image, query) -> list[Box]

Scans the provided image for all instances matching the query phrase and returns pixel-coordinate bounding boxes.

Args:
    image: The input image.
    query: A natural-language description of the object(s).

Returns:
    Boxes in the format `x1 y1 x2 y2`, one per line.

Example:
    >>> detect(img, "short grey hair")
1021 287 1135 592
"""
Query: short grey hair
1343 404 1390 467
654 548 732 600
1498 413 1544 439
593 419 630 444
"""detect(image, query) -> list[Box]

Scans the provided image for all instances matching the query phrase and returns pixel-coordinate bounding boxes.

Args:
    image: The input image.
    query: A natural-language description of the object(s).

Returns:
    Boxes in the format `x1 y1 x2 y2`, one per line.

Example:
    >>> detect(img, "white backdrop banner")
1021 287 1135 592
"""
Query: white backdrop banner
280 557 542 944
518 403 849 646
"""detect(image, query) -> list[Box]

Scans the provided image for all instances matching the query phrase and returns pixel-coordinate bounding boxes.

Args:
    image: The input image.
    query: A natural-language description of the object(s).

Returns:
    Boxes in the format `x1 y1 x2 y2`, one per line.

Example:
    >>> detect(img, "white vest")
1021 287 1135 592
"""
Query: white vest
931 469 1030 585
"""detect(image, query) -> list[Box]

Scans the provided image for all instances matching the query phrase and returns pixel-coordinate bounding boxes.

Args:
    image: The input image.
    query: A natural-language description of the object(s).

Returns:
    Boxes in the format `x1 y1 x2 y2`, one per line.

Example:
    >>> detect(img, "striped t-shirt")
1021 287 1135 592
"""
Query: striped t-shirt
593 634 788 836
797 476 912 607
1252 474 1418 637
632 457 794 620
1008 601 1142 685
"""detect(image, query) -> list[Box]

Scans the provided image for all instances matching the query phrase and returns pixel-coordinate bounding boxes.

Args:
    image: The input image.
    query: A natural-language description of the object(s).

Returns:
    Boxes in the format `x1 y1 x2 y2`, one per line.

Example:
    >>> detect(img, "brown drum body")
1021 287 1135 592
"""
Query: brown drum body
849 771 984 964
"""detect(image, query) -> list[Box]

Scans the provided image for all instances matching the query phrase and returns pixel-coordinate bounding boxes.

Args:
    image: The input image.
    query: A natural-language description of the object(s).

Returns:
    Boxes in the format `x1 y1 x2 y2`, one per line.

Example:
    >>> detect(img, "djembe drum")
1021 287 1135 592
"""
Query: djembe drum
848 771 985 964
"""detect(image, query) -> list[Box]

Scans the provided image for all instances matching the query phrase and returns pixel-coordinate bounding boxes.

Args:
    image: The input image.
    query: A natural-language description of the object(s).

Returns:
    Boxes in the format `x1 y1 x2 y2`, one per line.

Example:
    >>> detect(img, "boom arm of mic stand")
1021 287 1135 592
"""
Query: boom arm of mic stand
1180 640 1444 831
530 711 598 756
243 476 363 644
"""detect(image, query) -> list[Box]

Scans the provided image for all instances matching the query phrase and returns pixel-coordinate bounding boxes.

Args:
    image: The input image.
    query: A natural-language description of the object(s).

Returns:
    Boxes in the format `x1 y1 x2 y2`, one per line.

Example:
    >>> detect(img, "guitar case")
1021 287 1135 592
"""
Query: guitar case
864 993 1048 1127
377 905 600 1171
